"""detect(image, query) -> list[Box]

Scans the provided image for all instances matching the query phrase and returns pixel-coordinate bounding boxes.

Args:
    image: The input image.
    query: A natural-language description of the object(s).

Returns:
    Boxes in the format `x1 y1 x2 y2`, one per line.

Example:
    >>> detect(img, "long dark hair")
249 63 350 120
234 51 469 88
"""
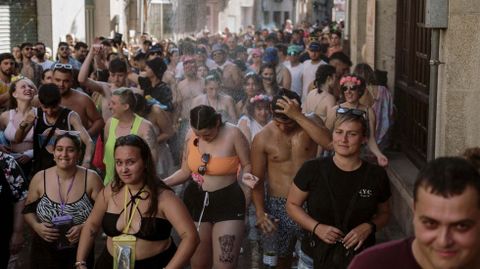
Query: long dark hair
190 105 222 130
111 135 172 220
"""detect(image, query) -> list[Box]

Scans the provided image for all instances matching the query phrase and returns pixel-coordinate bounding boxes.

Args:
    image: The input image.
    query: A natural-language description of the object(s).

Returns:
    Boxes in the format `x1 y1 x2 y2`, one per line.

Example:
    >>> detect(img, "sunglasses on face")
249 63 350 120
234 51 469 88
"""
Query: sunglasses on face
198 153 211 176
24 47 32 51
336 107 366 118
53 63 73 70
59 47 69 51
341 85 360 92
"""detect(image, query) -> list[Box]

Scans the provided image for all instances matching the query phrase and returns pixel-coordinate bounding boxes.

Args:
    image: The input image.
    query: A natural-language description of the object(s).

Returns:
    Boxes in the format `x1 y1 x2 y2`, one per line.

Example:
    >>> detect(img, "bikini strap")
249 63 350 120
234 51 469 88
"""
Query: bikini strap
84 167 88 193
43 169 47 194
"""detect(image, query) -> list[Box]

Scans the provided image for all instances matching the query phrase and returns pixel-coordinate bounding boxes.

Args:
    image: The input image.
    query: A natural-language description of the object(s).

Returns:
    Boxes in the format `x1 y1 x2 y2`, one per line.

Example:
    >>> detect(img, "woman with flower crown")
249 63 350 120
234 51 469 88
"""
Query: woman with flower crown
237 94 272 144
325 74 389 167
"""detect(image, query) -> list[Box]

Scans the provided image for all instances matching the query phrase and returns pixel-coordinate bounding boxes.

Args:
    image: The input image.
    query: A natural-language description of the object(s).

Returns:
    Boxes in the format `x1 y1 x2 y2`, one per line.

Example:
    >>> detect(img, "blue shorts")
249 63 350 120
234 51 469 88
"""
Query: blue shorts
264 196 303 257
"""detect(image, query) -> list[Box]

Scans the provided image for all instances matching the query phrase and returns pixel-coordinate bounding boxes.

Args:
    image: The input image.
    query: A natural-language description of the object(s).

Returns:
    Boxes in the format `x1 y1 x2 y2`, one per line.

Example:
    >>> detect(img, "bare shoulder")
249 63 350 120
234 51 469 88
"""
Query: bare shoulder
72 89 93 100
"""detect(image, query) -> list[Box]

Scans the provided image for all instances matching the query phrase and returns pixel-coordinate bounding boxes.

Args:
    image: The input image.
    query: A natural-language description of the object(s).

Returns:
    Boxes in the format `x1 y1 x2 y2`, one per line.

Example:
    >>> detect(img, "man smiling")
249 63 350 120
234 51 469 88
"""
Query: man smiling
349 157 480 269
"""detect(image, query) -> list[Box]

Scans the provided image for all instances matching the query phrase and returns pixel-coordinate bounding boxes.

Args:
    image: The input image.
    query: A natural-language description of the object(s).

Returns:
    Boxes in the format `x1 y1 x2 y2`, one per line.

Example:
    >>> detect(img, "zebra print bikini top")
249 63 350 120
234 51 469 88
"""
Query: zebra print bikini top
36 168 94 225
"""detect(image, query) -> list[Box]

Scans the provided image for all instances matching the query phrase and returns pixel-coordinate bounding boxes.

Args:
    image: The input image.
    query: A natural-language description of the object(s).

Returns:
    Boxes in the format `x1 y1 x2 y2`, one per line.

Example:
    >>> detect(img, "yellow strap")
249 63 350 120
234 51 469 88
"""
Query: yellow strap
123 186 140 234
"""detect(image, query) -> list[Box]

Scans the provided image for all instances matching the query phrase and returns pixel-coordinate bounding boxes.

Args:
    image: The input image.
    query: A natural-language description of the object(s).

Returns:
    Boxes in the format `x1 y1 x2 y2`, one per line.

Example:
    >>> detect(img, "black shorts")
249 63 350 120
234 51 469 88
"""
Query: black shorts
183 181 246 223
94 241 176 269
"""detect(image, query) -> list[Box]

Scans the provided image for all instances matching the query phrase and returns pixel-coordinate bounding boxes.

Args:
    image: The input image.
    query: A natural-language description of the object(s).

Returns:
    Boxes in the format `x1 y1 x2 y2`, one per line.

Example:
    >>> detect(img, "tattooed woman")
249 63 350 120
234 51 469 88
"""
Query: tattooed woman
164 105 254 269
76 135 198 268
102 88 158 185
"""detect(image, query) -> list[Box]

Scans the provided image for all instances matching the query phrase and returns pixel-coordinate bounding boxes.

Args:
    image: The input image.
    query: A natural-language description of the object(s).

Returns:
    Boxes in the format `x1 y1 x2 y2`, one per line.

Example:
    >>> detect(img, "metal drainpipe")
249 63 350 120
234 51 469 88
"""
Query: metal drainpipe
427 29 443 161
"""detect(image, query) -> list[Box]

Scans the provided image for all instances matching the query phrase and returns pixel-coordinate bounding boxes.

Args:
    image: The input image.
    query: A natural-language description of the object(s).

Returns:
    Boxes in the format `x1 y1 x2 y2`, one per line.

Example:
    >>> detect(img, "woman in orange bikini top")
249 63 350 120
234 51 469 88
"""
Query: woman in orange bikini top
164 105 257 269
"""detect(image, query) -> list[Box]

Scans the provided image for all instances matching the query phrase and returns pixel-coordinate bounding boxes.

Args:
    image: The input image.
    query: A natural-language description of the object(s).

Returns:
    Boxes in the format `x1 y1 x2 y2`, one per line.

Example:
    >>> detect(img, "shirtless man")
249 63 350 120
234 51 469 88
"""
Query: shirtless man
52 64 104 137
251 89 331 269
211 44 243 102
0 53 15 108
78 44 128 121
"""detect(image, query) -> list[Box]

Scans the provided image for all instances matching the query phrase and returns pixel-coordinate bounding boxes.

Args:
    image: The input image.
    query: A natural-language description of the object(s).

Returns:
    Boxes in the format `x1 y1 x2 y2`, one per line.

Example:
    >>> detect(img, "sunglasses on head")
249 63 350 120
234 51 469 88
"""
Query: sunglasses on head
53 63 73 70
336 107 366 118
198 153 210 176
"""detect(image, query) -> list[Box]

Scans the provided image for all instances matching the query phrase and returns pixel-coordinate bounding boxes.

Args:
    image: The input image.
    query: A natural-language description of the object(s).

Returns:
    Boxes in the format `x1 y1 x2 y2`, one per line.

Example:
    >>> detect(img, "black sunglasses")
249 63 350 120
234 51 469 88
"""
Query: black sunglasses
341 85 360 92
198 153 211 176
336 107 366 118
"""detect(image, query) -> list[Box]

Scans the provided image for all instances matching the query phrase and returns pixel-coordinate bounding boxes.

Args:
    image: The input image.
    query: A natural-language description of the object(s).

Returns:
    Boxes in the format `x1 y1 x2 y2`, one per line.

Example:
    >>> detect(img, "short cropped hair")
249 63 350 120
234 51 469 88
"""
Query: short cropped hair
414 157 480 207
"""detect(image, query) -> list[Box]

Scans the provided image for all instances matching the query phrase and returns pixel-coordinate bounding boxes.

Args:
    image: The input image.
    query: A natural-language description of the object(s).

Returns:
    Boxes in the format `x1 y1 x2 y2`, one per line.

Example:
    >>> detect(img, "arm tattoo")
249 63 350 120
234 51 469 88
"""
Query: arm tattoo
144 125 157 151
218 234 236 264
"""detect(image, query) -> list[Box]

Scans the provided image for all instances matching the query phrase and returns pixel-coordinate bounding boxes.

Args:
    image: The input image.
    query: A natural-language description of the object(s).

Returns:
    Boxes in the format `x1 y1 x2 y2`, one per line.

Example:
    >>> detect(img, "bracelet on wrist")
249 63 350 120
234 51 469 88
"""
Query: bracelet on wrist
312 222 321 235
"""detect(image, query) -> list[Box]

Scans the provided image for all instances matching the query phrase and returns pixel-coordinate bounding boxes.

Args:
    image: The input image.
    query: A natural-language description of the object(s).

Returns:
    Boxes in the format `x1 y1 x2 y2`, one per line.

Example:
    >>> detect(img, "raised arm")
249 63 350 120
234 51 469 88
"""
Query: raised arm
276 96 332 148
69 111 94 168
78 45 108 95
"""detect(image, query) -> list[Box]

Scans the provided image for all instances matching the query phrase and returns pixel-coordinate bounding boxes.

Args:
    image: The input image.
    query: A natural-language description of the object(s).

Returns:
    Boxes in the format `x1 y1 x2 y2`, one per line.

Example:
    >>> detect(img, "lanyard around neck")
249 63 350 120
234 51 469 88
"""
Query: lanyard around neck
56 169 77 215
123 186 144 234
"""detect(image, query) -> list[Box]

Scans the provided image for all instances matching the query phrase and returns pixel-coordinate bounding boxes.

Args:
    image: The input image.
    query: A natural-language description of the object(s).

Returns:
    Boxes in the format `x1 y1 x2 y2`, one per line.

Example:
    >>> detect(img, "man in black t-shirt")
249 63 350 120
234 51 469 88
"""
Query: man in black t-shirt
349 157 480 269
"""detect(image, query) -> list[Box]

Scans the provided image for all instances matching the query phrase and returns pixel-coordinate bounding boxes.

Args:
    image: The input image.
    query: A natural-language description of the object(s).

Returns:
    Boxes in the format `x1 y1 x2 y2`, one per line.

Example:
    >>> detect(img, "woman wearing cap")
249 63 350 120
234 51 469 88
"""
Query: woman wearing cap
236 72 265 117
287 112 391 269
23 133 103 269
325 74 389 167
0 77 37 176
164 105 254 269
191 72 237 124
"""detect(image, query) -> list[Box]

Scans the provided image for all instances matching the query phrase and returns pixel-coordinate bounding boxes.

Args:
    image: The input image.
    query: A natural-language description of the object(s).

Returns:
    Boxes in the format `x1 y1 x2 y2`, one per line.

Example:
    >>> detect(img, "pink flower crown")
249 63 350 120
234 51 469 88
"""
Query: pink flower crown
340 76 361 86
249 94 272 103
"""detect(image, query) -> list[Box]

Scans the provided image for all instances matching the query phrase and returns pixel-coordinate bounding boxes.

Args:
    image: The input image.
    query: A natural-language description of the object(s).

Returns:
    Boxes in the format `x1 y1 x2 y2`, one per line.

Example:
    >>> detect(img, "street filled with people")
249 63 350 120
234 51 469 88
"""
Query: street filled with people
2 19 480 269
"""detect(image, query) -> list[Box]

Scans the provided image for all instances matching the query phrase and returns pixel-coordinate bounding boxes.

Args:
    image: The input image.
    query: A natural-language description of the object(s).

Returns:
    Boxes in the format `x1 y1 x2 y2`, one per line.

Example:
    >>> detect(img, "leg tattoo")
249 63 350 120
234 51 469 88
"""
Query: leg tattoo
218 234 236 263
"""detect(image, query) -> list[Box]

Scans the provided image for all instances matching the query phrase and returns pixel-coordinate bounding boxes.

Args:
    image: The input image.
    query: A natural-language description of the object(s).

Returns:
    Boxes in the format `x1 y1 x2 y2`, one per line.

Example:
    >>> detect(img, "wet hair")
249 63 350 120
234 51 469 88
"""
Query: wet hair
329 51 352 67
35 42 46 49
8 77 36 109
244 72 265 93
133 93 153 117
205 69 223 84
53 133 82 153
38 83 61 108
190 105 222 130
314 64 336 92
109 58 128 74
274 44 288 56
74 41 88 50
353 63 377 86
271 88 301 121
112 134 172 228
414 157 480 207
333 113 368 137
112 87 136 111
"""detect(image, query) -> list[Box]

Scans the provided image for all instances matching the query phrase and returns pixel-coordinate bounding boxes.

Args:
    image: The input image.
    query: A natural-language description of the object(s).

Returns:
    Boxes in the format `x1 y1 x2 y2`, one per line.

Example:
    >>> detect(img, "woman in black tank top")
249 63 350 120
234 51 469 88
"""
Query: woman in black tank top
76 135 199 269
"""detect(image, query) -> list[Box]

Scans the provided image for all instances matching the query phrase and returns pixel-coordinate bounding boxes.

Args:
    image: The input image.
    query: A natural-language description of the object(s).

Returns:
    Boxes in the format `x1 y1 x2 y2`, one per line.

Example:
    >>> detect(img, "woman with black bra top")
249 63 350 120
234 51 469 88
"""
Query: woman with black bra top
76 134 199 269
22 133 103 269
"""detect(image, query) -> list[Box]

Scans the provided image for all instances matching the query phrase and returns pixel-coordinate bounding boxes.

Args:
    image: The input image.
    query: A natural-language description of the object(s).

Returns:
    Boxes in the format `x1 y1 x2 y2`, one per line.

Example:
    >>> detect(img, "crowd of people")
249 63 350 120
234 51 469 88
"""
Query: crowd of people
1 19 480 269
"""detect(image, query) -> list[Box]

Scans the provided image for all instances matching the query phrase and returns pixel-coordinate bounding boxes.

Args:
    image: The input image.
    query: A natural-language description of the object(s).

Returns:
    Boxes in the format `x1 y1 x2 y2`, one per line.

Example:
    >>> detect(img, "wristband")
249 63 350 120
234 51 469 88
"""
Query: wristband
312 222 321 234
367 221 377 233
